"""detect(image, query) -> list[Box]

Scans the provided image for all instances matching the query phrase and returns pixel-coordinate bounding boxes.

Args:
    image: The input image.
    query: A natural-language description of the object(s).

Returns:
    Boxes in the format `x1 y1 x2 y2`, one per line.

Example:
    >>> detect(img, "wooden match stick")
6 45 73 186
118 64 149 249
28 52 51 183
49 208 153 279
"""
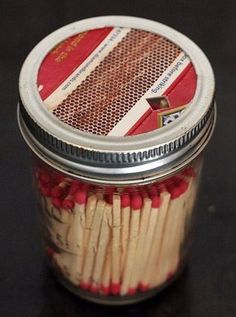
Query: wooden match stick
71 190 87 250
138 192 160 291
38 175 72 249
120 193 131 274
66 189 87 285
83 194 98 252
90 203 112 293
140 189 170 290
60 208 73 224
53 251 77 285
167 178 189 275
111 194 121 295
179 173 195 243
120 194 142 296
184 163 201 227
60 190 85 284
50 180 71 221
45 196 54 217
128 195 152 294
101 242 112 295
43 195 70 250
46 215 70 249
152 181 183 287
38 179 53 215
40 196 47 217
80 199 106 290
51 197 63 217
49 197 62 221
38 180 55 226
177 165 199 246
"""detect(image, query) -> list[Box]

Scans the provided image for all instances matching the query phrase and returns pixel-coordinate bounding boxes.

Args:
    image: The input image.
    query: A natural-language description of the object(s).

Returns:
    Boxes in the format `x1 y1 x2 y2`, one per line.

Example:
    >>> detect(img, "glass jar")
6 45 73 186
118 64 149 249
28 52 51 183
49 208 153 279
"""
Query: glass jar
17 16 216 305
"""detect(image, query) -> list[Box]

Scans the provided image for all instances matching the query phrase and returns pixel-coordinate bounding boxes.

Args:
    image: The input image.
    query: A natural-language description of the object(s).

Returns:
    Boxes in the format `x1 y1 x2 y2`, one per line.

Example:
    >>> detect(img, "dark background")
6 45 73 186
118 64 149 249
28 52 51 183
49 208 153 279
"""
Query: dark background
0 1 235 316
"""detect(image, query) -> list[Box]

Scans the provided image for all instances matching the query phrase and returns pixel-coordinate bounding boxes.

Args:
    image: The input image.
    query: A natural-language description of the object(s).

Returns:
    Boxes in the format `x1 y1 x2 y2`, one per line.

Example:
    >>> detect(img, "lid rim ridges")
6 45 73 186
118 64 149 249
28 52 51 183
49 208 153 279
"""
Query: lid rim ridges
19 99 214 168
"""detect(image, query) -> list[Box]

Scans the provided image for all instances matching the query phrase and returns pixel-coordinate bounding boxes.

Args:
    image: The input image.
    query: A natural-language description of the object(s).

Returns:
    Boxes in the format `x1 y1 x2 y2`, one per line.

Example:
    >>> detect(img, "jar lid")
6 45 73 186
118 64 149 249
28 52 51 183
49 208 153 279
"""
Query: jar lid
18 16 215 184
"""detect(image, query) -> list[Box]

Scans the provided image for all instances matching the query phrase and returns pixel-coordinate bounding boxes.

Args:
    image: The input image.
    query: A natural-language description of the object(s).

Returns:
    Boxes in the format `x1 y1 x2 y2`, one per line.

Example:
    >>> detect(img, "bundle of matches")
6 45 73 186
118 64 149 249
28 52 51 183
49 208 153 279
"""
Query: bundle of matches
36 163 199 297
36 168 78 250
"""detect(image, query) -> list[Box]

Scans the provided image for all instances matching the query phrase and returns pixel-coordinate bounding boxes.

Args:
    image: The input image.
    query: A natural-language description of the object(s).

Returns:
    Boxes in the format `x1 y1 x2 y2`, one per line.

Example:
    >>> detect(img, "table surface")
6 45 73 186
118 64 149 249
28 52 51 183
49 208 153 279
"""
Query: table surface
1 1 236 316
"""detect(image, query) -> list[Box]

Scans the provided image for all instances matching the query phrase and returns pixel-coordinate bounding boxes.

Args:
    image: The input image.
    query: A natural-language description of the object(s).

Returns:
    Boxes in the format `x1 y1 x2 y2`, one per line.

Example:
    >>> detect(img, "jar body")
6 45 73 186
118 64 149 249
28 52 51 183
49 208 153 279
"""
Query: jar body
32 154 203 305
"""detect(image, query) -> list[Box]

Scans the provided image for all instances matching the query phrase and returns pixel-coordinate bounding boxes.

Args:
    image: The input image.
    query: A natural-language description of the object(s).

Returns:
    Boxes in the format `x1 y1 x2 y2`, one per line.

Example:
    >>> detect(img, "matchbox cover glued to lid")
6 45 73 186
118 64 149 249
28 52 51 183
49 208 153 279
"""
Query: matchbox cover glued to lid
37 26 197 137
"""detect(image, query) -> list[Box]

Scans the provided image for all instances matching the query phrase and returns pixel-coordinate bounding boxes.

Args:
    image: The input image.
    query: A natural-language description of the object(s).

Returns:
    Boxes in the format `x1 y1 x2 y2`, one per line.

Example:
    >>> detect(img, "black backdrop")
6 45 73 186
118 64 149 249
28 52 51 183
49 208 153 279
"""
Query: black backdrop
0 1 236 316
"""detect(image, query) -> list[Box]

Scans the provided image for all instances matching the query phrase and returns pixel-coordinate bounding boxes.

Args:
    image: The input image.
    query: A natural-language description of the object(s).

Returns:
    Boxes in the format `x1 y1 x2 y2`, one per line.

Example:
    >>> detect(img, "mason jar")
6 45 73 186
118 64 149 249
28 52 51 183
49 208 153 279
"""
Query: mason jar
17 16 216 305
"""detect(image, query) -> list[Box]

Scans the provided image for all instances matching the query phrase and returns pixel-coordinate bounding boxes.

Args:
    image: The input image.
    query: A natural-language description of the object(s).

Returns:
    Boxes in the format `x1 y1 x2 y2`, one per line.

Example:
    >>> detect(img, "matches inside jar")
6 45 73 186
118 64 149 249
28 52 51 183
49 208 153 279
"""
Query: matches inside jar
35 158 201 297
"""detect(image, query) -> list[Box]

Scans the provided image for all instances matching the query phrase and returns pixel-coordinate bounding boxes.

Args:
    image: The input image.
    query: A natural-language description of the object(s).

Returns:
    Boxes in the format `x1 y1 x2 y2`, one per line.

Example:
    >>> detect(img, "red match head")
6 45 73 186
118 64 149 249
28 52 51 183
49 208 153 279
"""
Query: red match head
178 179 189 194
149 185 158 196
121 193 130 208
52 173 64 184
68 182 80 195
167 271 174 281
141 192 148 199
183 166 197 177
128 287 137 295
80 183 91 192
39 184 51 197
111 283 120 295
167 184 181 199
104 186 115 195
79 281 91 290
90 284 99 294
74 190 87 205
38 171 51 184
124 186 136 194
151 194 161 208
46 246 54 257
104 193 113 205
159 183 167 193
139 283 150 292
50 185 64 198
62 197 75 209
162 177 175 187
101 285 111 296
51 197 62 208
131 194 142 210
